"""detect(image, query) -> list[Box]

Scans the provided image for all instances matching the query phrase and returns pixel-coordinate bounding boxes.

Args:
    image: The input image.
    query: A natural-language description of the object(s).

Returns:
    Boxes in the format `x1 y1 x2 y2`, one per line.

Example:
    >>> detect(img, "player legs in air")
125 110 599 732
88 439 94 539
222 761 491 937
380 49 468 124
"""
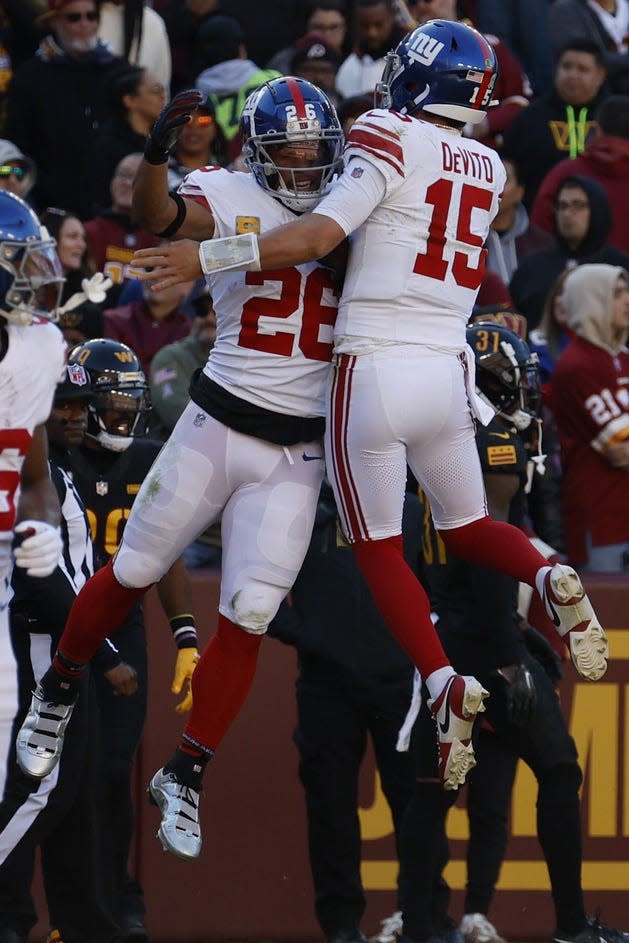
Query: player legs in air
126 21 608 798
16 78 345 861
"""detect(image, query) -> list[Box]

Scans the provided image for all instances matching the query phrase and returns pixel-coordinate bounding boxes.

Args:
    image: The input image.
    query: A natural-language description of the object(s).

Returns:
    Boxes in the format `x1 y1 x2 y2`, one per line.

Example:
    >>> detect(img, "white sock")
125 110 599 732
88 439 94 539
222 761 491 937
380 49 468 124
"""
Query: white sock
426 666 456 702
535 564 552 601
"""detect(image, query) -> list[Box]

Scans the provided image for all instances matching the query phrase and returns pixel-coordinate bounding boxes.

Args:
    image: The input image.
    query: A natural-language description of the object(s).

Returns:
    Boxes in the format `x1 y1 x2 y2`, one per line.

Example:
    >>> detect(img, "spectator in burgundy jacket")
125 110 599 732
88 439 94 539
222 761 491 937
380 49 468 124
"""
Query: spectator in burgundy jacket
531 95 629 253
552 263 629 571
104 273 193 374
85 152 160 306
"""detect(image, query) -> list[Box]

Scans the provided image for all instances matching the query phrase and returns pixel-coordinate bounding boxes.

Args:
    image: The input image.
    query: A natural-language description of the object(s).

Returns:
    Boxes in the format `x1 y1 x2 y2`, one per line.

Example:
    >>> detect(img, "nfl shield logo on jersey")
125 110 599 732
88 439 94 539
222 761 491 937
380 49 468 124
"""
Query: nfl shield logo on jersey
96 480 109 496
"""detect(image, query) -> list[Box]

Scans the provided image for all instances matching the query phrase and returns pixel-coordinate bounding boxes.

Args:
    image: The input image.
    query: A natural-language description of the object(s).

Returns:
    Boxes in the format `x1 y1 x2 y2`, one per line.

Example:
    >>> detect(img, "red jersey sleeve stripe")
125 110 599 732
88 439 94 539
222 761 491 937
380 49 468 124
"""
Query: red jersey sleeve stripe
346 132 404 176
357 120 402 142
177 182 212 212
346 142 404 177
347 127 404 163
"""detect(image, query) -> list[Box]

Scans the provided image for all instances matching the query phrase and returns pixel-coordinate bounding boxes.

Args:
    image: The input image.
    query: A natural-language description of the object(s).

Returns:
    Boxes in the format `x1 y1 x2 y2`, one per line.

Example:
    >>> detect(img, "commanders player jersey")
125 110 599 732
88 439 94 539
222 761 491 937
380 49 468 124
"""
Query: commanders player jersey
0 321 65 598
314 110 506 351
421 418 528 677
179 168 338 418
63 438 161 569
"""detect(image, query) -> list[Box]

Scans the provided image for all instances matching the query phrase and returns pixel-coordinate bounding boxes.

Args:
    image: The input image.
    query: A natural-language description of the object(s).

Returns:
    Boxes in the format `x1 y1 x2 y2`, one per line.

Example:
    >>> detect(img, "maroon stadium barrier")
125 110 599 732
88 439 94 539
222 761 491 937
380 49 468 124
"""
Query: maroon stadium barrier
30 573 629 942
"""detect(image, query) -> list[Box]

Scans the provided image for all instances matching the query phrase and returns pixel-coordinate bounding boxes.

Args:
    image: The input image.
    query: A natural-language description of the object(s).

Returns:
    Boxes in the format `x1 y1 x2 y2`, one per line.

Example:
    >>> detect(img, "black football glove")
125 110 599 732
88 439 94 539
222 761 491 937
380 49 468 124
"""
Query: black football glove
523 625 563 684
505 663 536 728
144 89 204 165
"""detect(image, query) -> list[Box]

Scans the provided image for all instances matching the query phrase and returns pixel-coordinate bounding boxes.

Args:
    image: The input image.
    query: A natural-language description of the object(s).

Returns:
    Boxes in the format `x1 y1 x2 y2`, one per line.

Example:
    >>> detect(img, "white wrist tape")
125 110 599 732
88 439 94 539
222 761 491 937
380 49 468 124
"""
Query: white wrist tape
198 233 261 275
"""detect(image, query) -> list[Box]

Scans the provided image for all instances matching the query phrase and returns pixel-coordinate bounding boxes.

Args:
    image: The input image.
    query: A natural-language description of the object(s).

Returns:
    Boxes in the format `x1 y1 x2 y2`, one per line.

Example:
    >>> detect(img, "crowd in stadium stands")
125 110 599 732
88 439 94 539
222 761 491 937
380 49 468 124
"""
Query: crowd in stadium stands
0 2 628 943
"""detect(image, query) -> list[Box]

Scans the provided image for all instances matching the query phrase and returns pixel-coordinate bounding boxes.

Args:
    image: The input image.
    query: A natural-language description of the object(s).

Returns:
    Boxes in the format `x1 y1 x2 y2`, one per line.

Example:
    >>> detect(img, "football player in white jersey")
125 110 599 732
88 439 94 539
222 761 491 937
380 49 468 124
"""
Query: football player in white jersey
127 21 609 794
0 191 66 788
15 78 345 861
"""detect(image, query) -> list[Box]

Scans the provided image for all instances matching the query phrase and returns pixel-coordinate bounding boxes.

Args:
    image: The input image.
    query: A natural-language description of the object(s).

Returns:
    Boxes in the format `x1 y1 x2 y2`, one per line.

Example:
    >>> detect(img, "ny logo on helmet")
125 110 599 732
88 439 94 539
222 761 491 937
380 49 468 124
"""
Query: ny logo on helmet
407 32 444 67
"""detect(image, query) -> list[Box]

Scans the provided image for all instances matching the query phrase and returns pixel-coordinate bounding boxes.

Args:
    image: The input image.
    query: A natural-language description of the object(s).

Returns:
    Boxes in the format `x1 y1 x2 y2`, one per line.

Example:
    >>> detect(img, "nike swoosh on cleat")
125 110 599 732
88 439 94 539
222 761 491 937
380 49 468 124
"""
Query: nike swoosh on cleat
546 594 561 627
439 682 453 735
302 453 323 462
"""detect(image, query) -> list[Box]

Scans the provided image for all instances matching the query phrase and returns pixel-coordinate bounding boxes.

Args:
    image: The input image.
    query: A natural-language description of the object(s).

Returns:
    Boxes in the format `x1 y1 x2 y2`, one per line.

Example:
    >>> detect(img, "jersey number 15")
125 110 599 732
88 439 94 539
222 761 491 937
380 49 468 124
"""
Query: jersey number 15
414 179 492 290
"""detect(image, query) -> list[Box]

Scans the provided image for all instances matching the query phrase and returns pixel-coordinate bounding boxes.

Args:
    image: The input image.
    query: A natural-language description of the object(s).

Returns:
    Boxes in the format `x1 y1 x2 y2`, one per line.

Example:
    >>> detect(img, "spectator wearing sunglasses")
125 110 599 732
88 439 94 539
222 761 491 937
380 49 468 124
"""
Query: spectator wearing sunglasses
0 138 36 200
4 0 125 219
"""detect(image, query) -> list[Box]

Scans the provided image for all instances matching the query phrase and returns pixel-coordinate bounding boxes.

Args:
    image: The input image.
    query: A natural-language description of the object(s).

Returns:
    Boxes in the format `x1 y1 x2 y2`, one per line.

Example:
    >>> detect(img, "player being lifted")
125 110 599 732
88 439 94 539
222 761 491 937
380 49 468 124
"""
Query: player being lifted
130 22 608 796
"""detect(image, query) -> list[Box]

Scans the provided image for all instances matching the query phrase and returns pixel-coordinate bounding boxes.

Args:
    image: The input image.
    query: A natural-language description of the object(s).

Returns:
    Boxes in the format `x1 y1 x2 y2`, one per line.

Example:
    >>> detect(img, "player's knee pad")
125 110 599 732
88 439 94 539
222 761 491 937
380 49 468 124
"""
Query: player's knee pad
113 544 163 589
224 581 284 635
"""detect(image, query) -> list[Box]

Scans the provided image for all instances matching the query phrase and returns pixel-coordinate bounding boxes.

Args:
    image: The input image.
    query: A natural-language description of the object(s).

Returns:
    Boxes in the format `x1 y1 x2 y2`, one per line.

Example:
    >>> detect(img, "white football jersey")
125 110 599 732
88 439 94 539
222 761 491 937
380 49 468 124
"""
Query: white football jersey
0 320 65 597
179 168 338 417
316 110 507 352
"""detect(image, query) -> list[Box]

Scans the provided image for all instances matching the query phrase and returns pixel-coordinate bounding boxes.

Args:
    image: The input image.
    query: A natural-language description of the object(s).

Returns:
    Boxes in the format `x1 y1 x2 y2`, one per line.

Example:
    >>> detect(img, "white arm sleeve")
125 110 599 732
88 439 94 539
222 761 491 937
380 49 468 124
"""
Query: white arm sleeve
312 159 387 236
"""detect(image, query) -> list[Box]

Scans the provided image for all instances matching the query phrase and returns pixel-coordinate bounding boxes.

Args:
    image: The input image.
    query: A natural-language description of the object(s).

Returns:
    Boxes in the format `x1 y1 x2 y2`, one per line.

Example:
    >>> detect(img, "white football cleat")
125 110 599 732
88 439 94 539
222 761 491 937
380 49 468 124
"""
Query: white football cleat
428 674 489 791
148 767 202 861
542 564 608 681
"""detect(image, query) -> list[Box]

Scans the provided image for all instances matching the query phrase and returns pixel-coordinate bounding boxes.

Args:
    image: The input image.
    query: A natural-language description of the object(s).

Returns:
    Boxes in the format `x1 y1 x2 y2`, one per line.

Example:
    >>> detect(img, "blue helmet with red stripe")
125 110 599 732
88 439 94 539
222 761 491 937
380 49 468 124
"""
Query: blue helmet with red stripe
240 76 344 212
375 19 498 125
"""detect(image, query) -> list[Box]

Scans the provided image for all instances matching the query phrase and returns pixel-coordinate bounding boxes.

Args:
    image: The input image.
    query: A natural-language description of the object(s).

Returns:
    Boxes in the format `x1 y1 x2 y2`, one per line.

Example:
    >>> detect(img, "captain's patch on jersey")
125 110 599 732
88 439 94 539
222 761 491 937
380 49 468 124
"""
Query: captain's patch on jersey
126 484 140 495
487 444 517 466
235 216 261 234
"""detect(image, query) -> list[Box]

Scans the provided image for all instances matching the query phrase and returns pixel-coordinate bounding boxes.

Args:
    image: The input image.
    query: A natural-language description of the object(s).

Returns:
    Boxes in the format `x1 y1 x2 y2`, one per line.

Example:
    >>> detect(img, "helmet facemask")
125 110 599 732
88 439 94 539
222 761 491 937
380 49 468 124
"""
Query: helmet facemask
246 126 343 212
0 234 64 326
476 340 541 431
241 78 344 212
88 377 151 452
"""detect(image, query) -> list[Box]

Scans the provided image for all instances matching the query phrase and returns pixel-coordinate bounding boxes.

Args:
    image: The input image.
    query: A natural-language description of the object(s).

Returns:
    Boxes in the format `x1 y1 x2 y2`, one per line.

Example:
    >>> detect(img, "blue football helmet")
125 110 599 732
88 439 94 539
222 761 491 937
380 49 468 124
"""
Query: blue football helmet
0 191 64 325
467 321 541 430
241 76 344 212
375 19 498 125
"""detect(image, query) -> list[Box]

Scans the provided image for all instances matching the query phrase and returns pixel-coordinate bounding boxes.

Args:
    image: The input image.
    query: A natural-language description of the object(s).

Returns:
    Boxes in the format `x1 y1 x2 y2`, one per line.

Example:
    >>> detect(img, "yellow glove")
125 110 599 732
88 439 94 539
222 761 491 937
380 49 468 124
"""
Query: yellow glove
171 648 199 714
